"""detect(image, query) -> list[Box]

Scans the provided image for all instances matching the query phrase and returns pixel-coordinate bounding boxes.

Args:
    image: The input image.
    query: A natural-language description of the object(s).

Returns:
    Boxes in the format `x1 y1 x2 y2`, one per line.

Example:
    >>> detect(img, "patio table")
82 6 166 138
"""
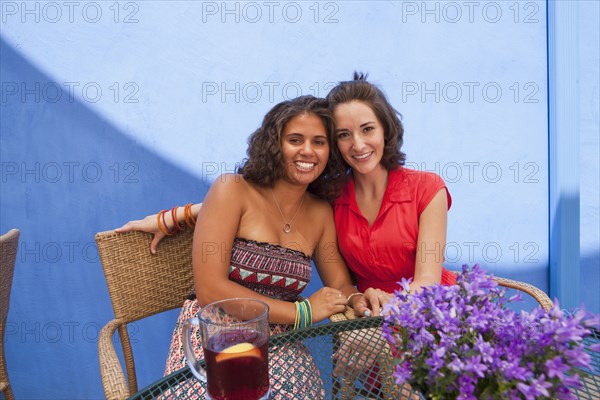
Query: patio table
128 318 600 399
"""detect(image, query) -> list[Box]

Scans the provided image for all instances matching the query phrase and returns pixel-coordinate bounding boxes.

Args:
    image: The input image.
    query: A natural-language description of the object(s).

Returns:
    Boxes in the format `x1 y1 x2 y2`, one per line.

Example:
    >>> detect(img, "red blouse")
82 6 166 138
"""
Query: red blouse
333 167 456 293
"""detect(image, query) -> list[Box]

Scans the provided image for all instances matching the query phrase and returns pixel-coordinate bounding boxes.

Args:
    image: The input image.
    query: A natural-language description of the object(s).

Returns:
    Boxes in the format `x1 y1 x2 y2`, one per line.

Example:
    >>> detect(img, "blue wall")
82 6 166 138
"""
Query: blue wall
0 1 597 398
577 0 600 317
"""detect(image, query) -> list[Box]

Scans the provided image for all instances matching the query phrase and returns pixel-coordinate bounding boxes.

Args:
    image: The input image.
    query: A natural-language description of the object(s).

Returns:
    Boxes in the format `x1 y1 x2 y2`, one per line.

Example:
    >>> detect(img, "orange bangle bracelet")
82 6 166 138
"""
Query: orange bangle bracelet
171 206 182 232
163 209 175 235
160 209 175 236
183 204 191 228
157 210 172 236
189 203 197 225
184 203 195 228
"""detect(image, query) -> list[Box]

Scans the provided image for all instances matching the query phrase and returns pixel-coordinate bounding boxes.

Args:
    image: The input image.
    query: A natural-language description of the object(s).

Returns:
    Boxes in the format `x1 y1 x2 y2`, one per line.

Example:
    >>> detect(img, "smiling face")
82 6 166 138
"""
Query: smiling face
333 101 386 177
281 112 330 186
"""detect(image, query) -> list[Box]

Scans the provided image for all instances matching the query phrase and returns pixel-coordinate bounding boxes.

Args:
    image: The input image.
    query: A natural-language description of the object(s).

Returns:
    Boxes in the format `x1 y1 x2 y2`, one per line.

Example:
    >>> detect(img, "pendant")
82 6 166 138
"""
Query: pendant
283 224 291 233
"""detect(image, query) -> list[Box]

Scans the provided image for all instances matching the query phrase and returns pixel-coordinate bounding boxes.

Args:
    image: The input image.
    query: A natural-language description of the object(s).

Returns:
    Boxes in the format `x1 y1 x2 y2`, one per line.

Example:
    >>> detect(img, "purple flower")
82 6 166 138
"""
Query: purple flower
425 347 446 371
447 354 465 373
392 359 412 385
398 277 412 293
474 335 494 364
464 355 487 378
382 264 598 399
545 356 569 380
517 376 552 398
457 374 476 399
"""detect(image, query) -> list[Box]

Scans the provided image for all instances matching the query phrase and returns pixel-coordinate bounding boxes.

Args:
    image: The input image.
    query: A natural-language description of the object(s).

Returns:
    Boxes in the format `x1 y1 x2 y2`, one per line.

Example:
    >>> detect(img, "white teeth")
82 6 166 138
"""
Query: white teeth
353 152 372 160
295 161 316 170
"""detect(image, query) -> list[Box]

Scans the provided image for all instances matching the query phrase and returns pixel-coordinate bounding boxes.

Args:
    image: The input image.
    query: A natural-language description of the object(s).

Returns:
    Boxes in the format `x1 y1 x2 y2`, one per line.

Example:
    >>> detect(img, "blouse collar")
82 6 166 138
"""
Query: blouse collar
336 167 412 206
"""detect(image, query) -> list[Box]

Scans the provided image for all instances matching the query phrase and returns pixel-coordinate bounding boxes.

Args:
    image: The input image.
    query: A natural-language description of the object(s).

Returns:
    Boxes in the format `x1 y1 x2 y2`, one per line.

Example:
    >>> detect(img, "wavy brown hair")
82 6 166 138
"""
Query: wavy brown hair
325 72 406 198
237 95 337 198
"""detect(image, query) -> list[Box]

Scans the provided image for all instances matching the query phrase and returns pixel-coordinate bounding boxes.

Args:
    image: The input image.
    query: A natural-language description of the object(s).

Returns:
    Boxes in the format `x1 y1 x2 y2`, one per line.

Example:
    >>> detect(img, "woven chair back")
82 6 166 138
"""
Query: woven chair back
95 230 194 323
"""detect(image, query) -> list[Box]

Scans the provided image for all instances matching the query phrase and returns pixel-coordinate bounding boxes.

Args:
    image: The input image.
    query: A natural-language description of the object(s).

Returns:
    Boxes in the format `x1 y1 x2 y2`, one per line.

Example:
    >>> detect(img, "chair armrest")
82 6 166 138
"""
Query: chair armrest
332 275 554 321
492 276 554 311
98 319 129 400
331 306 358 322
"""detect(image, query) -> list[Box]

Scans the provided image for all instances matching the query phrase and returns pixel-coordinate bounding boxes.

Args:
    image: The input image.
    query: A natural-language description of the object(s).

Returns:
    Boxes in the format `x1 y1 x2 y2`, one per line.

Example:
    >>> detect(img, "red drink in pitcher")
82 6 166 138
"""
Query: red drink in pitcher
183 299 270 399
203 329 269 400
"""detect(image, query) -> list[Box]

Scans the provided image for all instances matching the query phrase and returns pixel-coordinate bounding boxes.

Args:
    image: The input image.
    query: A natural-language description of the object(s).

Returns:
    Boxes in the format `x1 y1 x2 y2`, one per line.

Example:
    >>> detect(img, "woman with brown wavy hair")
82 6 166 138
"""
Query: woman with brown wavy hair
325 73 456 308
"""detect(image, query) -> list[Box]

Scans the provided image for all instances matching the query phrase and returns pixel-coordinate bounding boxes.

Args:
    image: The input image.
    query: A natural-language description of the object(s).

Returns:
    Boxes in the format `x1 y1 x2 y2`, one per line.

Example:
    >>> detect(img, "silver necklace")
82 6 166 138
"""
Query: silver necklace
270 189 305 233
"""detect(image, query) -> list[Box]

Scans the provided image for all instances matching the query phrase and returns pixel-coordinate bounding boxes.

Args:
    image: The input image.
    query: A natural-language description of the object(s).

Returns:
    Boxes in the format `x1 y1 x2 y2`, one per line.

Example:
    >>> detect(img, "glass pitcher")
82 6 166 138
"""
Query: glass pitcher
183 298 270 400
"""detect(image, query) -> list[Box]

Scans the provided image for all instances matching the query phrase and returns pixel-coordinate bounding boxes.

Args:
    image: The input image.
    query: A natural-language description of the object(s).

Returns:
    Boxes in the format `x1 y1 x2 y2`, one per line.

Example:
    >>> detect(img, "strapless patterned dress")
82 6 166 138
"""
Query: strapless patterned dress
163 237 325 399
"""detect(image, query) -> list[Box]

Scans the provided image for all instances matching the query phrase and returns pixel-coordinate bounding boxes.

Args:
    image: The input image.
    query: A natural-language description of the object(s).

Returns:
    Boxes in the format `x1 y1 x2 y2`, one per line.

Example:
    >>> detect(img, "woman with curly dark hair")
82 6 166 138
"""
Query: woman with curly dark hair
236 95 340 201
119 95 372 399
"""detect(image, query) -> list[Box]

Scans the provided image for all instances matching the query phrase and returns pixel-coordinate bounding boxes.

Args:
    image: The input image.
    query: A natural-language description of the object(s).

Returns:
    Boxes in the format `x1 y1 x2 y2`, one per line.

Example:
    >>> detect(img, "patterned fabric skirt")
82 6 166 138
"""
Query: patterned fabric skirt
163 299 325 399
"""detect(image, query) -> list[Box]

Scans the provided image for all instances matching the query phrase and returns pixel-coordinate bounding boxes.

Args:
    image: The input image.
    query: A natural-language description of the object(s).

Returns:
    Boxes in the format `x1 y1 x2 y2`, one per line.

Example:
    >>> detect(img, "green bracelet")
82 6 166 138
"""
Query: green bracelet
293 299 312 329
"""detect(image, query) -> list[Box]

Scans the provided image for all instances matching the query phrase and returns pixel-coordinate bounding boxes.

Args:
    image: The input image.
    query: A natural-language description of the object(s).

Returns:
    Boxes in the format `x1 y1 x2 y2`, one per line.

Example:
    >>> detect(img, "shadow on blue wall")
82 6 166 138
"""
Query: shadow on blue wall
581 252 600 314
1 37 210 398
549 195 599 314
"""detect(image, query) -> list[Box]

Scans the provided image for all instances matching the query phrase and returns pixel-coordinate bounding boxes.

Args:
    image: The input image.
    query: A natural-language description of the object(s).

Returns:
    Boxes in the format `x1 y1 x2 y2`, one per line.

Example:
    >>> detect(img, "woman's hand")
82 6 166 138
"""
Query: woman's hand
115 214 165 254
347 293 372 317
360 288 393 317
115 203 203 254
307 287 347 323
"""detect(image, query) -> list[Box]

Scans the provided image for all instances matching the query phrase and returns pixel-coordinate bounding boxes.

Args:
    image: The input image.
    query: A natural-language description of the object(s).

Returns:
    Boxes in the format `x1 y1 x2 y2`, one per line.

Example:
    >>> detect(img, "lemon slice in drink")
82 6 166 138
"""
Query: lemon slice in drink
221 342 255 354
216 342 262 362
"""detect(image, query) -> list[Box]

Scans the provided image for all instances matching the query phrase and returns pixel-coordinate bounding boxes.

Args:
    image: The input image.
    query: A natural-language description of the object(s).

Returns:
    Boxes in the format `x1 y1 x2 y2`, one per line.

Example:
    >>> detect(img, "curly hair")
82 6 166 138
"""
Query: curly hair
237 95 337 198
325 72 406 198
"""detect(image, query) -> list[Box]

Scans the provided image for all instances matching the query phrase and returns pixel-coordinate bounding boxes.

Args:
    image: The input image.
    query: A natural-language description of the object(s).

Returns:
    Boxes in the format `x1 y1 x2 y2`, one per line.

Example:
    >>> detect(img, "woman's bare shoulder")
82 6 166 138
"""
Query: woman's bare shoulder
204 174 255 209
210 173 251 193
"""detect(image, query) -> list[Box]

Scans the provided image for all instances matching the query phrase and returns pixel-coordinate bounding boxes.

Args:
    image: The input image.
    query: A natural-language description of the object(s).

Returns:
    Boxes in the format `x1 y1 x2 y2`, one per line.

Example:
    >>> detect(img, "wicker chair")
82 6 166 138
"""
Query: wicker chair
96 229 194 400
330 274 554 399
1 228 19 400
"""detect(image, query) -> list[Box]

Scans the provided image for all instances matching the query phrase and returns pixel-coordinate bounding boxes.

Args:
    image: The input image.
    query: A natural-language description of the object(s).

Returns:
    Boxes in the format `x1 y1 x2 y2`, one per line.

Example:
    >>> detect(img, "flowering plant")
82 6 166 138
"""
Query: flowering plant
382 264 599 400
